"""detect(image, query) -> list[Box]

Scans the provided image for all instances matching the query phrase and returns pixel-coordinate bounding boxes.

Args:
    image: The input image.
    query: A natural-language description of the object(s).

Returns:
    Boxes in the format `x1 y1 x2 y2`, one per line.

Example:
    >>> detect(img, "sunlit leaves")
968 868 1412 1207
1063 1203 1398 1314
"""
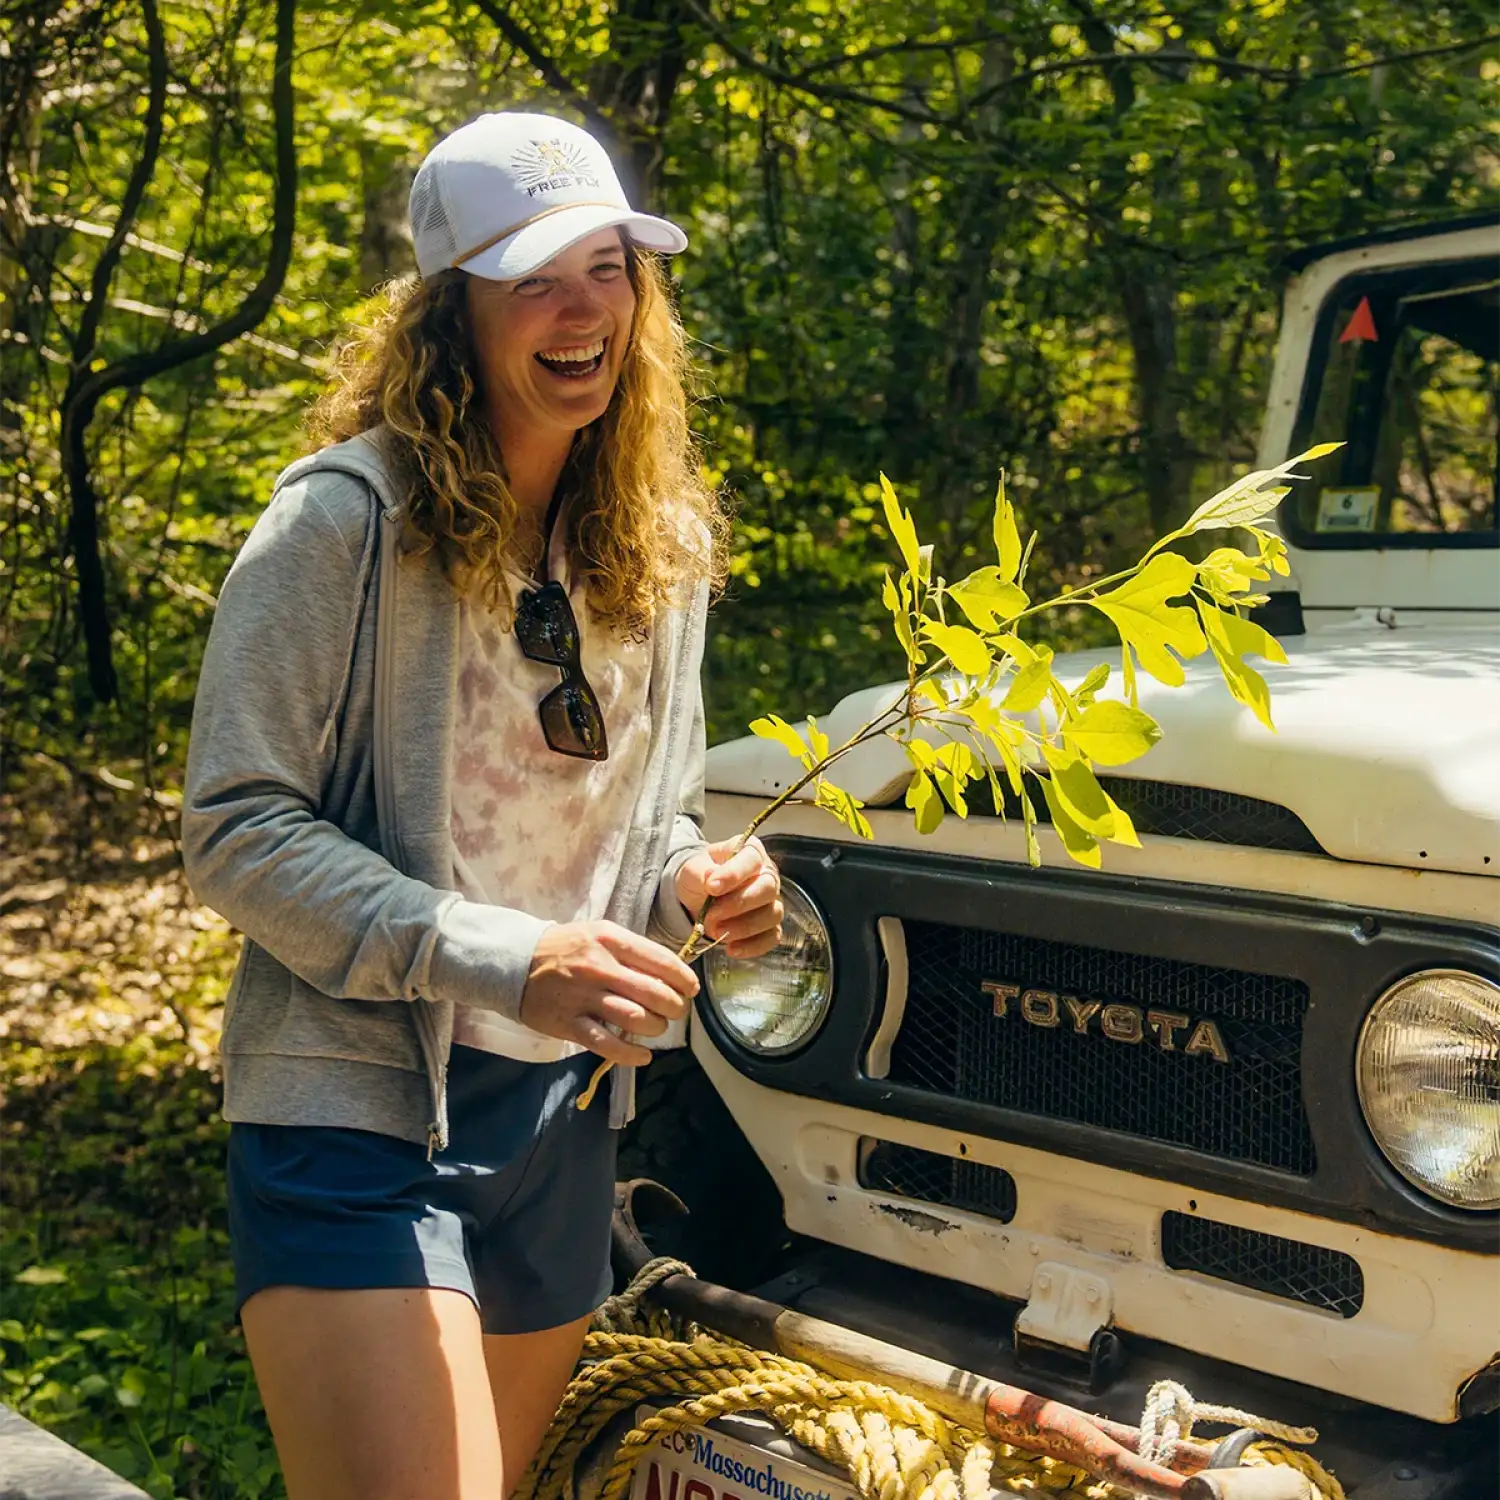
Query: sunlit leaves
1179 443 1343 535
1002 654 1053 711
882 570 921 664
767 457 1309 871
879 472 921 581
815 778 872 838
921 620 991 676
947 567 1027 630
992 471 1022 584
1039 774 1100 868
1196 602 1288 731
1063 699 1163 764
1090 554 1207 686
905 768 945 834
750 714 813 768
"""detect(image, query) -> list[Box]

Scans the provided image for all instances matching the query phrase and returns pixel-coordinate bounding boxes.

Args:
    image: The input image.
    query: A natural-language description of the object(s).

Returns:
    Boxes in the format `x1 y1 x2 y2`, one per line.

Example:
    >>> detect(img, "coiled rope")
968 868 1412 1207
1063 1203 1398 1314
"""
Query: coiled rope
518 1260 1347 1500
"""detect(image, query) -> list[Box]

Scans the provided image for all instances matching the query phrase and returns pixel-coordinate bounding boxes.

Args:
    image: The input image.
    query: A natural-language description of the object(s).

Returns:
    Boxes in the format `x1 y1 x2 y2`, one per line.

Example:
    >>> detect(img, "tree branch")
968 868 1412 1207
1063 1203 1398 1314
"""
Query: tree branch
59 0 168 707
69 2 167 363
962 29 1500 109
680 0 942 126
60 0 299 704
468 0 628 159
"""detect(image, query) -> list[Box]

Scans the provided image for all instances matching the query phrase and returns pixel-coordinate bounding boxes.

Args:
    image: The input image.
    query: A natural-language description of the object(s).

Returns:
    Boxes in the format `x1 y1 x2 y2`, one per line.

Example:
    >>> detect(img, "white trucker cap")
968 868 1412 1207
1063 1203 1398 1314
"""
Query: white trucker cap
409 112 688 282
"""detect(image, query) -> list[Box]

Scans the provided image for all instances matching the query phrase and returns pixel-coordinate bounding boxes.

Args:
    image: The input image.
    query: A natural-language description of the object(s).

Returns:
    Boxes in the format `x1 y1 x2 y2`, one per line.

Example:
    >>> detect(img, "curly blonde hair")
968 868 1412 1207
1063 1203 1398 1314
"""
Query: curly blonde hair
308 249 726 631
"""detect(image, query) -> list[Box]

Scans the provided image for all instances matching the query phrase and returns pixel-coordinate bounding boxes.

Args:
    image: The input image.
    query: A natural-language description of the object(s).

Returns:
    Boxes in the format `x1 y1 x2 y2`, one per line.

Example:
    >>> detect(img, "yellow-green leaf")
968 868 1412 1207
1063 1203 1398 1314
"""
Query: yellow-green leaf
1121 643 1139 706
1021 787 1042 866
1002 655 1052 711
1197 602 1286 732
992 471 1022 584
948 567 1028 630
815 778 873 839
1102 787 1142 848
882 569 920 664
1197 546 1270 598
958 699 1025 792
904 737 938 772
922 620 992 676
1073 661 1110 708
1180 443 1342 535
879 472 921 580
1063 700 1163 766
989 631 1037 667
750 714 814 768
1042 746 1115 838
1039 775 1101 868
933 739 975 817
806 715 830 763
1091 554 1206 687
905 768 945 835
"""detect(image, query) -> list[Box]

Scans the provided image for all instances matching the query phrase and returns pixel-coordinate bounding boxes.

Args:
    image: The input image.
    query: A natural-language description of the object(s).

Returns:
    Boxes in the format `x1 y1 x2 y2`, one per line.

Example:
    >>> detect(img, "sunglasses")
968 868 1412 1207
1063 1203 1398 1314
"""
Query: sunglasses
514 579 609 761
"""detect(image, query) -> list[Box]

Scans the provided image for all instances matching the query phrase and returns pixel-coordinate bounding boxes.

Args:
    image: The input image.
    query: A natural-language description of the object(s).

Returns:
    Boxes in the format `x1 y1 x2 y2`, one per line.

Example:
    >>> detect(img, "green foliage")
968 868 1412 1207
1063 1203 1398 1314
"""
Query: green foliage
1 1035 281 1499
3 0 1495 776
751 446 1331 862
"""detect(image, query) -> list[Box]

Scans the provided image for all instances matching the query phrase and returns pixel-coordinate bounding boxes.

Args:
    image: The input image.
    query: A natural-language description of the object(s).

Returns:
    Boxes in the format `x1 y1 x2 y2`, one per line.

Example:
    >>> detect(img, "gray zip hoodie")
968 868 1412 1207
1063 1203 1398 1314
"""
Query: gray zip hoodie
182 431 709 1149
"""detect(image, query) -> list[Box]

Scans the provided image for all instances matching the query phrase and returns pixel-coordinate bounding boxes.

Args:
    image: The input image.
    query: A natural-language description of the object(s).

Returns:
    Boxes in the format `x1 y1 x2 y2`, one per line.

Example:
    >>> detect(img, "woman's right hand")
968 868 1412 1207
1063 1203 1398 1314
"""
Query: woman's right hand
519 921 699 1065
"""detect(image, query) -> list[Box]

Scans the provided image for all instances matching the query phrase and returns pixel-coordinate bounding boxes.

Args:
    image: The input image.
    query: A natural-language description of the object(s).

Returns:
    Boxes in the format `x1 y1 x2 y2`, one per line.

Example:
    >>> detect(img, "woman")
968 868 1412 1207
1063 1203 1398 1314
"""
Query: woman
182 111 782 1500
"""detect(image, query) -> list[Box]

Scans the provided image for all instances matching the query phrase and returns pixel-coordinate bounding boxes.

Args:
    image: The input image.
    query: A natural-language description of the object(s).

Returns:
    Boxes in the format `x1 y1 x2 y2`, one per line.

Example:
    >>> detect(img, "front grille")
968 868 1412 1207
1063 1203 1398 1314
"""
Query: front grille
860 1139 1017 1223
1162 1212 1364 1317
888 921 1315 1173
971 776 1323 854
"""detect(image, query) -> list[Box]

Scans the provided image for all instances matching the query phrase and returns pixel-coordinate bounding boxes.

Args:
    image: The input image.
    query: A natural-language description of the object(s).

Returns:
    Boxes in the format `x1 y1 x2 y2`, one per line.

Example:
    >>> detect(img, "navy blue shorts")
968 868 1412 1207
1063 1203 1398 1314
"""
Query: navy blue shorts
227 1045 617 1335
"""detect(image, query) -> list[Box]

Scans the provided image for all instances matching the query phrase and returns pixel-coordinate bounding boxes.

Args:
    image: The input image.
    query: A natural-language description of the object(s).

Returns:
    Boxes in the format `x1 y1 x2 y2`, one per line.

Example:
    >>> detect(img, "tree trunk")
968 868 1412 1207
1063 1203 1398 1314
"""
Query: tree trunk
1119 262 1189 537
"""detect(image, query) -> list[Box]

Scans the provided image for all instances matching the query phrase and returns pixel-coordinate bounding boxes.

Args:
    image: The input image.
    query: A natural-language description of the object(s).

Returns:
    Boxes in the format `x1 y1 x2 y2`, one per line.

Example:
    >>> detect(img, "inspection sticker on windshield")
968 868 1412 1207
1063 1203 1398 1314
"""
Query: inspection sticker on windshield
628 1411 859 1500
1316 486 1379 533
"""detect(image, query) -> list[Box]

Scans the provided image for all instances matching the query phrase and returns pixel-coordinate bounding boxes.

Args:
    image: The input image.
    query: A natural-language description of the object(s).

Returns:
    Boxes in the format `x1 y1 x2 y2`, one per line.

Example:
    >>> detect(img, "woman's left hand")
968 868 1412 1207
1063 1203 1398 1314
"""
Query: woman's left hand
675 836 783 959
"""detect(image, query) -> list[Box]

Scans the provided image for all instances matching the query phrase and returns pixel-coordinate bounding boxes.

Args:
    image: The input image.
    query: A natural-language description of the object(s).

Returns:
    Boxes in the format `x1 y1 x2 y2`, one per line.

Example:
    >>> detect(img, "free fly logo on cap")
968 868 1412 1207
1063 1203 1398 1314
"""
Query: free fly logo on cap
512 137 602 199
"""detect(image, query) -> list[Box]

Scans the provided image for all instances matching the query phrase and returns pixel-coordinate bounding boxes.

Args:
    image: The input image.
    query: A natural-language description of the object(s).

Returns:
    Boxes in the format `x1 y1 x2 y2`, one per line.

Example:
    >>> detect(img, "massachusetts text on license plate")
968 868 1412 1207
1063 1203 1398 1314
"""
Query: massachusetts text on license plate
627 1411 858 1500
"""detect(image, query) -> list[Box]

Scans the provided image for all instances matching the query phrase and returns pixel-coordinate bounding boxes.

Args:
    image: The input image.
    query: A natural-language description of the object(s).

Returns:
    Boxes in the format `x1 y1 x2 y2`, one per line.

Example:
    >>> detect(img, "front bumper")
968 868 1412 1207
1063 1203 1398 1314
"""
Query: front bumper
749 1243 1499 1499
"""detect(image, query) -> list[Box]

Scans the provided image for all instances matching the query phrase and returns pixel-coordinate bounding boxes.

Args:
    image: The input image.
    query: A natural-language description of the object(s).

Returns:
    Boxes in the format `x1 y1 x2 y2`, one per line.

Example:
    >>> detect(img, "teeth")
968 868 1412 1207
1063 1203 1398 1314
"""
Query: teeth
538 340 605 363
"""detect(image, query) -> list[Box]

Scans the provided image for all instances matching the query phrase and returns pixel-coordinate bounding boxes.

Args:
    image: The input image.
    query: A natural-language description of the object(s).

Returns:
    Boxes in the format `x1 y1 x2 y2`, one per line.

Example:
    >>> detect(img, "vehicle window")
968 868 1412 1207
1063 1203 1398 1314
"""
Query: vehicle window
1287 258 1498 546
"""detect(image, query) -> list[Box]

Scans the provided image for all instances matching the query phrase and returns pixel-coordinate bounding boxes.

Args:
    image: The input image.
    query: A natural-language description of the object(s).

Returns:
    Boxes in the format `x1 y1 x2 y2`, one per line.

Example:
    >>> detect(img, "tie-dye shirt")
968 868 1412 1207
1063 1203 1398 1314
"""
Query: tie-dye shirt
449 526 654 1062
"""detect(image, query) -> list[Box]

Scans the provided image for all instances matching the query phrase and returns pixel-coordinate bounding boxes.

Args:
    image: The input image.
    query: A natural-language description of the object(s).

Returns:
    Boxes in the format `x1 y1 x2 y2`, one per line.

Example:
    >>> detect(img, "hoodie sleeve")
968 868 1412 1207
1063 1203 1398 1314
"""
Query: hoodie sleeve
181 471 547 1022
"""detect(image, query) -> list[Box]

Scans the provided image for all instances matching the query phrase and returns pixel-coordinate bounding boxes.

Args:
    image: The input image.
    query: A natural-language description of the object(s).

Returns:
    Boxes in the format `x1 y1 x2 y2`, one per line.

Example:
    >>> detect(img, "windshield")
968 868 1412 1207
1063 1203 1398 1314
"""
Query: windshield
1285 255 1498 548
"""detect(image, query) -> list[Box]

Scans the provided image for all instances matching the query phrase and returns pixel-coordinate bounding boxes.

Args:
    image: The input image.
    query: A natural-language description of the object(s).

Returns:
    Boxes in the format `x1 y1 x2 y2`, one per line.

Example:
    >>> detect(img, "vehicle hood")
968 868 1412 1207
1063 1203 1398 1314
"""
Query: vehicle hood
705 618 1500 877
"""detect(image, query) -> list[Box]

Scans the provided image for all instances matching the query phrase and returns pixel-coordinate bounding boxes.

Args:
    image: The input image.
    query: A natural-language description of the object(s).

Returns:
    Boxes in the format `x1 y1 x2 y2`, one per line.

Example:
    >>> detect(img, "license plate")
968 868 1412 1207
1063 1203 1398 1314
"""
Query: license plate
627 1408 859 1500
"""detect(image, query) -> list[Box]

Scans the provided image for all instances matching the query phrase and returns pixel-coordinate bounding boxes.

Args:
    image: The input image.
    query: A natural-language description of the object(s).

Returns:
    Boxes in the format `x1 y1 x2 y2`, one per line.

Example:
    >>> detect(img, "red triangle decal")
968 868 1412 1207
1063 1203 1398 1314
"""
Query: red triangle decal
1339 296 1378 344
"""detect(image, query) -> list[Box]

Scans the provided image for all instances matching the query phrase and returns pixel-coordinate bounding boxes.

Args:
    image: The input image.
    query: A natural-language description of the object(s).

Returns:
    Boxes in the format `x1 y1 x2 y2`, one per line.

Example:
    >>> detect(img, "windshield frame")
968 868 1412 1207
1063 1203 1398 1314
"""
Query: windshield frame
1283 253 1499 553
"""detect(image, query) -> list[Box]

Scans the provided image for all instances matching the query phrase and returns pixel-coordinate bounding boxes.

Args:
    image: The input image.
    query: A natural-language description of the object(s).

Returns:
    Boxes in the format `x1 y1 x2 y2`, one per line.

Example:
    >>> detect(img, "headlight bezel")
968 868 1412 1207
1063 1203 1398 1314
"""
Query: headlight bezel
1355 966 1500 1213
700 876 834 1058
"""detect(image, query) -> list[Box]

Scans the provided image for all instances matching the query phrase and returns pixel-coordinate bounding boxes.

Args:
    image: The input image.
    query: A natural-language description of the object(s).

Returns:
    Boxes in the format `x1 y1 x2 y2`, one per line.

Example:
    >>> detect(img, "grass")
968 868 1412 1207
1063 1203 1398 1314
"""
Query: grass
1 768 283 1499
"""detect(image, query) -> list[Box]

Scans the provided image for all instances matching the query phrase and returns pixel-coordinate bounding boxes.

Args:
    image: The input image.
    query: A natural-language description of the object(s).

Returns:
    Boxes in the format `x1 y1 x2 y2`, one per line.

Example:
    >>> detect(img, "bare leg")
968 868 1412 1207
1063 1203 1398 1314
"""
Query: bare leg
242 1285 501 1500
484 1315 592 1496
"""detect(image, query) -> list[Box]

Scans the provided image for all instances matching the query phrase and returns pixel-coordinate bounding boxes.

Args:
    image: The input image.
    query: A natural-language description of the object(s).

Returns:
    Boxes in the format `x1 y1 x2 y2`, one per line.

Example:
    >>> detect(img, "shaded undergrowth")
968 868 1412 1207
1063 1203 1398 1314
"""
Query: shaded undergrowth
1 767 280 1498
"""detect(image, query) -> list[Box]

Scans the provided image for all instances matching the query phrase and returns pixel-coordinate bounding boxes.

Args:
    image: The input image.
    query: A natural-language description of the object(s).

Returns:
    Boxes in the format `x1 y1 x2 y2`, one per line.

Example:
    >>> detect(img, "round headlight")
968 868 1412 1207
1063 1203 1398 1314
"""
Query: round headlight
702 878 833 1054
1357 969 1500 1210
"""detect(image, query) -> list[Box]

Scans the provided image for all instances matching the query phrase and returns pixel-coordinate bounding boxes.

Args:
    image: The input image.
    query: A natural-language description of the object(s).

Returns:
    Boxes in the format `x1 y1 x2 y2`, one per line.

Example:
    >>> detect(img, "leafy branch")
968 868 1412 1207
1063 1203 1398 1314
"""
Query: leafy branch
740 441 1337 868
578 443 1337 1109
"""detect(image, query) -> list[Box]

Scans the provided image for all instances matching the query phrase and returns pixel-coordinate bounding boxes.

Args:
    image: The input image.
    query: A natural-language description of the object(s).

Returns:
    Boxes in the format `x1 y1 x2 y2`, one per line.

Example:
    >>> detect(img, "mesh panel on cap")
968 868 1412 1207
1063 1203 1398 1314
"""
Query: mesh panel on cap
410 167 458 272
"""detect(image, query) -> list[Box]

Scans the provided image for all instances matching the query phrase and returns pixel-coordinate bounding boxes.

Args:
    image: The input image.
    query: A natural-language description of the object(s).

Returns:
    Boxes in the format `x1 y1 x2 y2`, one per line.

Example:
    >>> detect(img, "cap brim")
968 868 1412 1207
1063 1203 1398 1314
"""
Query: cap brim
459 203 688 281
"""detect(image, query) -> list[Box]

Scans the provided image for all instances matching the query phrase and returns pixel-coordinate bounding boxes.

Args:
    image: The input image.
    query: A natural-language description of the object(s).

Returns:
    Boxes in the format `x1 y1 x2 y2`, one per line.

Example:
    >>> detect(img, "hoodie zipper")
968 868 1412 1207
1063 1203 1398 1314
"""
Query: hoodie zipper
609 593 702 1128
374 509 448 1157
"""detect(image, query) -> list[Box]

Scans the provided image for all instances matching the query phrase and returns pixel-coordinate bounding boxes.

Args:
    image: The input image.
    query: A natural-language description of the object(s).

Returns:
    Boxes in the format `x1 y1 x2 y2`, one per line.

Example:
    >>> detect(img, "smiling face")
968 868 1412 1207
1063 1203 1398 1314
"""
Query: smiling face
465 228 637 446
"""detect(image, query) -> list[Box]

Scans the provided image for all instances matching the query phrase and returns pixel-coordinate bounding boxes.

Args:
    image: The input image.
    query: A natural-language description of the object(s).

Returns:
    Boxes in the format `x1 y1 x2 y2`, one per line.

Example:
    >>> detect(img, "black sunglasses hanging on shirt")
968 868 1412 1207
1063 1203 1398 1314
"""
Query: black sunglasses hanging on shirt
514 494 609 762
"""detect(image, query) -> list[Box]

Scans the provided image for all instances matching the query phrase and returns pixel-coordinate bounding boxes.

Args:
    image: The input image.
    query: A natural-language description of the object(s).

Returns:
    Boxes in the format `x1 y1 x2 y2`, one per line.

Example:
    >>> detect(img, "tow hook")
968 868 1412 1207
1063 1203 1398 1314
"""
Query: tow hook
611 1180 1316 1500
1012 1259 1129 1393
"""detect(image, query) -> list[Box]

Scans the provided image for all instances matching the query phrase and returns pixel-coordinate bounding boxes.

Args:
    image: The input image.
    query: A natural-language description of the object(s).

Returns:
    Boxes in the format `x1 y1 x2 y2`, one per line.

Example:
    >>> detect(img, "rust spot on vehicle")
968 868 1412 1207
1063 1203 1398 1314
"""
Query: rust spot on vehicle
876 1203 955 1235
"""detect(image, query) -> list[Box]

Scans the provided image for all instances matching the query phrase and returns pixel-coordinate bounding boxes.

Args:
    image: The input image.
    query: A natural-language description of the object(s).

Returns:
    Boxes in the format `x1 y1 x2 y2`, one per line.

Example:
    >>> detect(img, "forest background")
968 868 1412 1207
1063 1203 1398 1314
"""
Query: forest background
1 1 1496 1496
